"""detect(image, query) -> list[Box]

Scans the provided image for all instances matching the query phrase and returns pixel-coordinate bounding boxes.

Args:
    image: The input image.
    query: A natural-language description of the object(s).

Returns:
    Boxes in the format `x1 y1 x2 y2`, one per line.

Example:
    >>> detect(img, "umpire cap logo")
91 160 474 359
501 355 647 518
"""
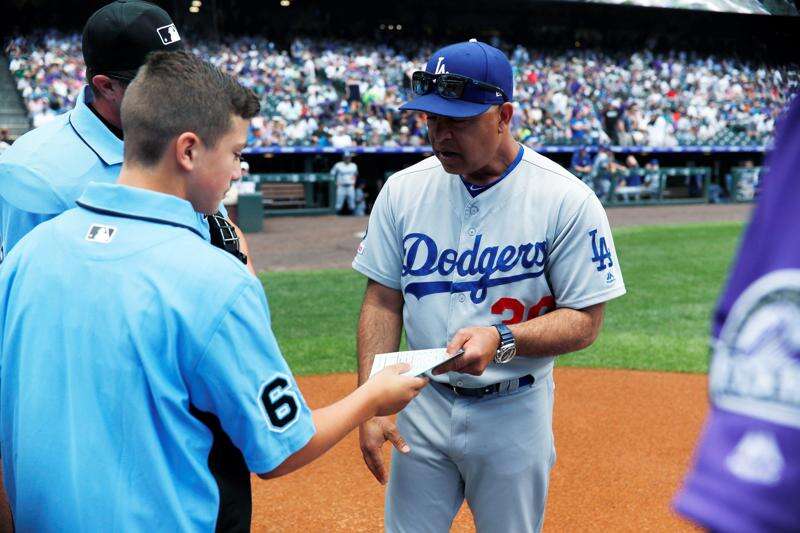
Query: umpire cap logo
86 224 117 244
156 24 181 45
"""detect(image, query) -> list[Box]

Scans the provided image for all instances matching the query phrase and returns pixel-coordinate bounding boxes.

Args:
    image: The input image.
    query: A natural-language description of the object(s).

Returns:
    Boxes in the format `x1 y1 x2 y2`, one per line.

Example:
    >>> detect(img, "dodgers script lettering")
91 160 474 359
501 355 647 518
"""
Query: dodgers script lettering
401 232 548 303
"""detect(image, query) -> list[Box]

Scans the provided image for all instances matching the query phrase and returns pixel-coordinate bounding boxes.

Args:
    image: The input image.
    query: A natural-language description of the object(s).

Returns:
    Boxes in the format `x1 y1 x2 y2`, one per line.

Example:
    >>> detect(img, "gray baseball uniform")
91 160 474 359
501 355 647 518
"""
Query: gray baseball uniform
332 160 358 211
353 144 626 532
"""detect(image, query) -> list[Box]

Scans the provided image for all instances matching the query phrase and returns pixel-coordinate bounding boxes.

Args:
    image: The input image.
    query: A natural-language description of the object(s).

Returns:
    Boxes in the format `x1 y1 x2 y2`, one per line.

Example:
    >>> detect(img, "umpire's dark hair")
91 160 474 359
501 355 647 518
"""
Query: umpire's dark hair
121 50 260 166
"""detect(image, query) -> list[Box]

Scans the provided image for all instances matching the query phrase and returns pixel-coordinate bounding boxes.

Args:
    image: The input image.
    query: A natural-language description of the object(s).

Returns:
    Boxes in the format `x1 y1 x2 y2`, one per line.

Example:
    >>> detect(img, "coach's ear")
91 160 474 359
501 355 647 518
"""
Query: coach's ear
175 132 201 172
498 102 514 132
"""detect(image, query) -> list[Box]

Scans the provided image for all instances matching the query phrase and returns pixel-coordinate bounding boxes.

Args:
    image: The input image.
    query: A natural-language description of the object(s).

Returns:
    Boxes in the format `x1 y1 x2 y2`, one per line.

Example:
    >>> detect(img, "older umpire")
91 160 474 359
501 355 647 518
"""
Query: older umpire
0 0 254 273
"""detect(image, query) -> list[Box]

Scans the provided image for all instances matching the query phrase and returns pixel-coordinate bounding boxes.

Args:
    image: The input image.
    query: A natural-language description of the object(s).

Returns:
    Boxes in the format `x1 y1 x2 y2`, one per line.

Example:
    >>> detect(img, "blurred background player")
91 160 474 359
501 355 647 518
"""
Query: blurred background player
673 94 800 531
331 151 359 215
0 50 428 532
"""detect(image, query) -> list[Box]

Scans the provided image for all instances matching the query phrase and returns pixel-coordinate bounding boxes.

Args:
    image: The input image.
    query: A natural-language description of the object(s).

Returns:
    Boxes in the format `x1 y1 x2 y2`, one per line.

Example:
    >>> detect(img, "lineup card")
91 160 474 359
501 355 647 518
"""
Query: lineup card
368 348 461 378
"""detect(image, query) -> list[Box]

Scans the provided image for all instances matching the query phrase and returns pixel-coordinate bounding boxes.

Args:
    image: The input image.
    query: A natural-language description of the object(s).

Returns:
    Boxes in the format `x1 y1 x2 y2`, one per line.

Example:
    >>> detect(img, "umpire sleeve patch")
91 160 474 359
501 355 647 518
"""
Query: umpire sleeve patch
258 373 301 433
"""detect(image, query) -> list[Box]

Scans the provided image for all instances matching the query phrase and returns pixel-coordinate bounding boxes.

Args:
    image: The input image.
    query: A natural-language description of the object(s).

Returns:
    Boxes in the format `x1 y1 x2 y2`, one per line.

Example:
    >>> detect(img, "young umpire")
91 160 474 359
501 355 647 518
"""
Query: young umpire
0 50 426 532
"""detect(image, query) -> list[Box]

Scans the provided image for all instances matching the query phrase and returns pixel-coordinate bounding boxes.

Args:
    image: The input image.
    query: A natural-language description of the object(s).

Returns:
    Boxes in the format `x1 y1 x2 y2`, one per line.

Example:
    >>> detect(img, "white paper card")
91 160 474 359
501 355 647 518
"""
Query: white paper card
368 348 460 378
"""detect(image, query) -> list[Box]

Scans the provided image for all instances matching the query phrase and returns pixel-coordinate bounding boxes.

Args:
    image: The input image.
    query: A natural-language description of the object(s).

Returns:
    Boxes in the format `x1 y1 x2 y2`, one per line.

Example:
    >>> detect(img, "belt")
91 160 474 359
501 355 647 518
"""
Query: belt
433 374 535 398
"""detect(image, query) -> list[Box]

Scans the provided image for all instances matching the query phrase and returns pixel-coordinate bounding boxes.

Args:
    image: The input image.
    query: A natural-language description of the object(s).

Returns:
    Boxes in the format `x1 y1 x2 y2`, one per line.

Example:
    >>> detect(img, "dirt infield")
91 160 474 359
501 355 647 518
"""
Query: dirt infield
251 368 707 532
245 203 751 272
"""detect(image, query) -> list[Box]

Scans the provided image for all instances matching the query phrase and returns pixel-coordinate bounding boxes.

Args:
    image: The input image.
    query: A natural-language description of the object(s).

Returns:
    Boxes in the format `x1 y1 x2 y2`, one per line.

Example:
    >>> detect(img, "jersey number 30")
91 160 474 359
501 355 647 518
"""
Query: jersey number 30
260 374 300 433
491 295 555 324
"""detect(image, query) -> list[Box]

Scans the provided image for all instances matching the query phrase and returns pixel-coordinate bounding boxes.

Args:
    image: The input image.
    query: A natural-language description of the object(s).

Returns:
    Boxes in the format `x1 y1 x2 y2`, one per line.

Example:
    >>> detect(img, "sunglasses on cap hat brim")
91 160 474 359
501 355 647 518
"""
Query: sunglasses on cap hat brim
410 71 509 103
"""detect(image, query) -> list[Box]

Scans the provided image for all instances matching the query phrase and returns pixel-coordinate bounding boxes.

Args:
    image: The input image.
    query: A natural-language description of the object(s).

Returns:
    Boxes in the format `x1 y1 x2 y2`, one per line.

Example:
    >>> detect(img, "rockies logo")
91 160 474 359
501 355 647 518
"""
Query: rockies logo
710 269 800 429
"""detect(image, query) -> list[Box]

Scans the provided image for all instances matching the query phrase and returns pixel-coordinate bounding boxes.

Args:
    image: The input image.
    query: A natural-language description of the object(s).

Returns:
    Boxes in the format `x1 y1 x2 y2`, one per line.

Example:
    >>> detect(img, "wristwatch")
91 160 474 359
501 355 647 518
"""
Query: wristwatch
493 323 517 364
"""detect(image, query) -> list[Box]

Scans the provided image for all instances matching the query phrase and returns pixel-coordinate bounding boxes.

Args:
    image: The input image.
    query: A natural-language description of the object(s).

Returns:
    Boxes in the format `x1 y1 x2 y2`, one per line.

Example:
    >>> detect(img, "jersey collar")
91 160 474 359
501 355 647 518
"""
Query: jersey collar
69 86 124 166
76 182 210 241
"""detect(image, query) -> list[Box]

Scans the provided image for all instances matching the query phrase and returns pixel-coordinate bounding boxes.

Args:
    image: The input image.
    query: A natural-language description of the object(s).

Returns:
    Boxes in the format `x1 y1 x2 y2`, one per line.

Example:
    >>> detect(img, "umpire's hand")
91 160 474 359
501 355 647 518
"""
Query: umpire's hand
432 326 500 376
359 416 409 485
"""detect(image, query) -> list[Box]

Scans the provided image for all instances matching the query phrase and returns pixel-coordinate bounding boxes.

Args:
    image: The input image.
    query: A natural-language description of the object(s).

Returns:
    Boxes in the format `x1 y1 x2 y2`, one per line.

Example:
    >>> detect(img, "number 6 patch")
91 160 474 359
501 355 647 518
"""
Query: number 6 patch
259 374 301 433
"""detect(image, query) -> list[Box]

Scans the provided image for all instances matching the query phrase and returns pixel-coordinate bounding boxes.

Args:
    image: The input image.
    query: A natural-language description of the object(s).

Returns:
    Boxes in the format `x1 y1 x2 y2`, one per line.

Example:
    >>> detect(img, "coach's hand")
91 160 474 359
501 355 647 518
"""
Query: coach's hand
359 416 408 485
359 364 427 484
433 326 500 376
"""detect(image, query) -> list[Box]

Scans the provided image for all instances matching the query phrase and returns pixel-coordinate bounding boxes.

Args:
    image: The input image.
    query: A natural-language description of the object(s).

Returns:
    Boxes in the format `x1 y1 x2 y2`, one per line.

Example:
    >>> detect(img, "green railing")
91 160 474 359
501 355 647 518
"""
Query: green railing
244 167 718 217
574 167 711 206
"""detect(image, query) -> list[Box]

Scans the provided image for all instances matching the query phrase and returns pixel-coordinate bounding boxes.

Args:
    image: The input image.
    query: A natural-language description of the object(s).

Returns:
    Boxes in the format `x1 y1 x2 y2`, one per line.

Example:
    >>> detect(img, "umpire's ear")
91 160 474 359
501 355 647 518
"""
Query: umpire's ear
175 132 201 172
90 74 126 105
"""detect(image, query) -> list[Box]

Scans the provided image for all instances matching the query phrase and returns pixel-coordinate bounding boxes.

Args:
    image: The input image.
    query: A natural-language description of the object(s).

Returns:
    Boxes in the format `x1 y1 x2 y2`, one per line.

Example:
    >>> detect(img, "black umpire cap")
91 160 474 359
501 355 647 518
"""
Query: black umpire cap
82 0 183 82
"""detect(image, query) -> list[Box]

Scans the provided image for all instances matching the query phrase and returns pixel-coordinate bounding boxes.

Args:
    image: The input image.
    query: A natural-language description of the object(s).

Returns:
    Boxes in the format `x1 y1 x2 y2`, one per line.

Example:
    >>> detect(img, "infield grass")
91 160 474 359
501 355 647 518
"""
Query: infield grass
260 221 745 375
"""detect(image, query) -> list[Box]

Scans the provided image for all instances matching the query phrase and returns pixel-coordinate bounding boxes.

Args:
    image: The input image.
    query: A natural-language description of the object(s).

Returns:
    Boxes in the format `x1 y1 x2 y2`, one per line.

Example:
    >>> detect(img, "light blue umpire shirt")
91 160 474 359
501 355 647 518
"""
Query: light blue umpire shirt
0 182 314 532
0 86 225 263
0 86 122 260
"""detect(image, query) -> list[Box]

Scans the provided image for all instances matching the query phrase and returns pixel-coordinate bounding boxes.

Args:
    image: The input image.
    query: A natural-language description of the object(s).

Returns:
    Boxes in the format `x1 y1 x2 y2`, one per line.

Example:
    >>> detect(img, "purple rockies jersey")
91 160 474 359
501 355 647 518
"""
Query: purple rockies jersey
674 94 800 532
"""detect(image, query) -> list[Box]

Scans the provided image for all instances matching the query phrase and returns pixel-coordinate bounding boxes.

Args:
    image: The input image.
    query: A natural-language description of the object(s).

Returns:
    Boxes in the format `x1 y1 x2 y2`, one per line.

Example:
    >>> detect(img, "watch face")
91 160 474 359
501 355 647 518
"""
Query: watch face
496 344 516 364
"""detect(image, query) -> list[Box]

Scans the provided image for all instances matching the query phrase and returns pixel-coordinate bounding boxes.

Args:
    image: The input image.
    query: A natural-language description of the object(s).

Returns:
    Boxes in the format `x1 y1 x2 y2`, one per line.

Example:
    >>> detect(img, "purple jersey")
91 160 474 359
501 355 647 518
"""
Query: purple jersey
674 93 800 532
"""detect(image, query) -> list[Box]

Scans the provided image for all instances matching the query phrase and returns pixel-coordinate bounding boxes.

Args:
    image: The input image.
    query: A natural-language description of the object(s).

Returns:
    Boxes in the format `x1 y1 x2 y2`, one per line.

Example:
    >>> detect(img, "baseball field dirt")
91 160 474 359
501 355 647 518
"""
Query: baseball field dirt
251 368 707 532
247 203 747 531
245 203 752 272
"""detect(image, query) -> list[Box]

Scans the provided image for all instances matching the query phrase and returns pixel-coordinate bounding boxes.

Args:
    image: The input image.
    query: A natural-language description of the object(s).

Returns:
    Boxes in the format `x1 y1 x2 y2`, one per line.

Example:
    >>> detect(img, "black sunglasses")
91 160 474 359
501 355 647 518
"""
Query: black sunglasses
411 71 509 103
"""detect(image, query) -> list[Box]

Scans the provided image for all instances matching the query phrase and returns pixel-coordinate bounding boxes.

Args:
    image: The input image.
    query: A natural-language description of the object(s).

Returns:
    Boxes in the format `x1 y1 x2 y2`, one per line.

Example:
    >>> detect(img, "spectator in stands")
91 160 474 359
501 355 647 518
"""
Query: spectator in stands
734 159 760 201
354 179 367 217
331 152 359 215
644 158 662 197
570 146 593 186
591 145 621 201
0 129 11 154
686 169 705 198
616 155 645 203
4 34 798 149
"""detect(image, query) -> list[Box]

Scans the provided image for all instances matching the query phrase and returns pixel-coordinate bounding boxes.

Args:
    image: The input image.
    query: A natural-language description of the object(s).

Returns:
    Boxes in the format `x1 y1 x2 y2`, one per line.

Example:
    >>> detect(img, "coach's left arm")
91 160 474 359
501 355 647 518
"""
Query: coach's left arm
434 303 605 376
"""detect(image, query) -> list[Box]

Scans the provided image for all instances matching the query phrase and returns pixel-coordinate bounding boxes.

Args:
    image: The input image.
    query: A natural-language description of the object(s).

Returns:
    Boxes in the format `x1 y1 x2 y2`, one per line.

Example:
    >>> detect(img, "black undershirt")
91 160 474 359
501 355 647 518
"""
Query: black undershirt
88 103 124 140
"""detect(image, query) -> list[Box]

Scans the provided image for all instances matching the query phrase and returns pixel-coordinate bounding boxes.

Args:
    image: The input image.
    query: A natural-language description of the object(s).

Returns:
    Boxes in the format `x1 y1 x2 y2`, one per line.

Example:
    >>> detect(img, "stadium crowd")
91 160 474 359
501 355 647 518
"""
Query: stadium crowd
5 32 797 148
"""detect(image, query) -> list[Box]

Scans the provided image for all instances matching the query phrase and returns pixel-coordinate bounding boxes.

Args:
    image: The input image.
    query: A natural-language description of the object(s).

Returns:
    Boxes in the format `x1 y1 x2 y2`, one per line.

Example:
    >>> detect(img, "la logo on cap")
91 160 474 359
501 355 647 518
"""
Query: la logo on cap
157 23 181 45
434 57 447 74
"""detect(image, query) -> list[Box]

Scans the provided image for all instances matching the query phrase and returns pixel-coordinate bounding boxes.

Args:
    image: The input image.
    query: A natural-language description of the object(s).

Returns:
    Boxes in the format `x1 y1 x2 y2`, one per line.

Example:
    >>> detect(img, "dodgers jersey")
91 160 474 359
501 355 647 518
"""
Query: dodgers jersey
353 144 626 387
0 183 314 532
674 95 800 531
331 161 358 187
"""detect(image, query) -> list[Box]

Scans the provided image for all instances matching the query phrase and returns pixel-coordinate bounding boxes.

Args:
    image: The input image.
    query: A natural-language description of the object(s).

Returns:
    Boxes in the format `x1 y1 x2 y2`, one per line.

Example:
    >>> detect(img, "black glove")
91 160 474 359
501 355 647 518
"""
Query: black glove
205 211 248 265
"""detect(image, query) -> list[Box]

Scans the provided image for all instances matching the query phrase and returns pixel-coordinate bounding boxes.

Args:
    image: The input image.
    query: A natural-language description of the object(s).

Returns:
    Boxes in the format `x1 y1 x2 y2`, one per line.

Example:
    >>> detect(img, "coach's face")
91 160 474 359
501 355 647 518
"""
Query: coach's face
426 105 505 176
188 115 249 214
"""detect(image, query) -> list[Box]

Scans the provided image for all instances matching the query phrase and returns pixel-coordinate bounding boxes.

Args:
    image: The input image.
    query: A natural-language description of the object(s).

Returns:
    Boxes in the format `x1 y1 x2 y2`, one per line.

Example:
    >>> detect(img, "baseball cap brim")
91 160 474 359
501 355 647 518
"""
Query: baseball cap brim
102 69 139 82
399 93 493 118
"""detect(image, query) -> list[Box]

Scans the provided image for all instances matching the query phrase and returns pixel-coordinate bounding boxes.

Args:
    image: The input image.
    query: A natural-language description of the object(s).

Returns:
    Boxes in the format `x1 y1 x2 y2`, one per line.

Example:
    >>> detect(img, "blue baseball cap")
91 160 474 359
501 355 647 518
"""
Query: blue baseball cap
400 39 513 118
